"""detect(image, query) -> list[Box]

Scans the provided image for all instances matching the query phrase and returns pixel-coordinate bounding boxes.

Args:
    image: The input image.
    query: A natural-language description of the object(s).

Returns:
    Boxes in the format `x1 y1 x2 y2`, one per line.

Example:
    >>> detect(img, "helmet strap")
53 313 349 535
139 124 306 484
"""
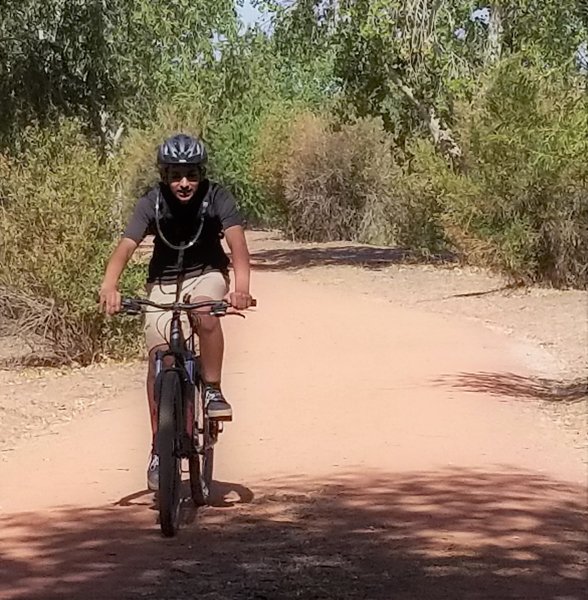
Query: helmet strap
159 166 169 183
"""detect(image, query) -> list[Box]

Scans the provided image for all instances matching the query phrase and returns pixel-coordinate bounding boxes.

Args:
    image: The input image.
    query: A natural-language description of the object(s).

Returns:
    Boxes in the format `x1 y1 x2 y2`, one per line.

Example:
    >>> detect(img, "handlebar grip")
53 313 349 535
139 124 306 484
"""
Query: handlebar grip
121 298 141 314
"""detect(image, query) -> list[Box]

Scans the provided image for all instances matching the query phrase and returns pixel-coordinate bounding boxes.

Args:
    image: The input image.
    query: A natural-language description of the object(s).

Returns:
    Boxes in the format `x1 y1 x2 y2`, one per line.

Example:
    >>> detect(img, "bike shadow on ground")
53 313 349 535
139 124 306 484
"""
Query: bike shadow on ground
112 489 200 528
209 480 255 507
114 479 254 513
178 480 256 527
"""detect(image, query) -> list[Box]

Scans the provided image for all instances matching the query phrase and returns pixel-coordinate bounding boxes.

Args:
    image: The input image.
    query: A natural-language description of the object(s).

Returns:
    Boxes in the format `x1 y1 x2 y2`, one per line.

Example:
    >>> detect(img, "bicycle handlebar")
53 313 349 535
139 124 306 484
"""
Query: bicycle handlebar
120 297 257 317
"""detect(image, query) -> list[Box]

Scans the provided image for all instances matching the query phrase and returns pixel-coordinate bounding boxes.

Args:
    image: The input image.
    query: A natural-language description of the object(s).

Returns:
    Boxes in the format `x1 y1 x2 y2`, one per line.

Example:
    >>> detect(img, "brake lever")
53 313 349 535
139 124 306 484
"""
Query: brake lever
121 299 141 314
208 304 247 318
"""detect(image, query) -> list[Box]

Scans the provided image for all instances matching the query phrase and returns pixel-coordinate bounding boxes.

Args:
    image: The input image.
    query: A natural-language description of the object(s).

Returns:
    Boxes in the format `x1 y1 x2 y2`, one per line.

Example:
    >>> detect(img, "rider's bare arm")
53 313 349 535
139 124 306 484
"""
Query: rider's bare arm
99 237 139 314
224 225 252 310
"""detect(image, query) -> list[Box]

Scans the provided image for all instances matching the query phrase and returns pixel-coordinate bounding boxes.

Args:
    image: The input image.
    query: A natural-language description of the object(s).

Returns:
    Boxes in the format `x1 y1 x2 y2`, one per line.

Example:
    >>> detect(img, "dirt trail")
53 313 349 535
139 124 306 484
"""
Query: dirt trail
0 238 586 599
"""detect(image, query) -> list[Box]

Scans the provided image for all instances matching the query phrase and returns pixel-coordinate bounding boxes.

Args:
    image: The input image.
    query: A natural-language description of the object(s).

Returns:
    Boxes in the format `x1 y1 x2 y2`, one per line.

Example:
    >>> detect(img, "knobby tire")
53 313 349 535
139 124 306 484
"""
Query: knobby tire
157 370 182 537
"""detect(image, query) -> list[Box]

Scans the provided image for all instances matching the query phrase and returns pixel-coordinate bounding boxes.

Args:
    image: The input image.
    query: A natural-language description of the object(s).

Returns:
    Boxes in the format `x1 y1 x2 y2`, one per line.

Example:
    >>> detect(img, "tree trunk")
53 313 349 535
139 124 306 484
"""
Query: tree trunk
389 71 462 162
485 3 503 65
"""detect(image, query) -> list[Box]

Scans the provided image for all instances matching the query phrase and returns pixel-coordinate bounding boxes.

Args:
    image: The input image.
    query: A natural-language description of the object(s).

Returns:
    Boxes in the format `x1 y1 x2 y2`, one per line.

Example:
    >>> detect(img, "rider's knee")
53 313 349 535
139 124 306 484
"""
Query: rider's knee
195 313 220 335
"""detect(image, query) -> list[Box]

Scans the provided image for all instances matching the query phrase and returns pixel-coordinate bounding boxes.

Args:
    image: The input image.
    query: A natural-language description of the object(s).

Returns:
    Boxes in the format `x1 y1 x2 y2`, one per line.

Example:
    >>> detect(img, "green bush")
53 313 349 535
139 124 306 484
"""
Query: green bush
262 114 446 252
279 115 396 242
0 120 145 365
443 59 588 287
376 139 448 253
250 104 322 225
206 107 269 224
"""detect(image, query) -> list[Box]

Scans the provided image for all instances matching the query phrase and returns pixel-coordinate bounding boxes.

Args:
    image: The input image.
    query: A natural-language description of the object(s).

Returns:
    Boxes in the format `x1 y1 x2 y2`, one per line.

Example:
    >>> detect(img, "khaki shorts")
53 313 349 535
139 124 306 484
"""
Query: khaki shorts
144 271 230 351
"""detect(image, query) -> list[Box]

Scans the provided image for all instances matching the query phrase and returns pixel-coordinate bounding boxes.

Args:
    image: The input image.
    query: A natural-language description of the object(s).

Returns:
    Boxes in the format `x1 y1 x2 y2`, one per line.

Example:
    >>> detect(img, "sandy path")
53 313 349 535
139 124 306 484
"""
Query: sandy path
0 268 586 599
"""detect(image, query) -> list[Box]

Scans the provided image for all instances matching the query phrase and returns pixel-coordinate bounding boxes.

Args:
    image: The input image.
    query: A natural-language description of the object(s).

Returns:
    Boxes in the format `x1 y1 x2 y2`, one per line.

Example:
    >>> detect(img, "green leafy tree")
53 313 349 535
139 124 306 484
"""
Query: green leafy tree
329 0 471 158
263 0 587 157
116 0 240 123
481 1 587 67
0 0 241 151
0 0 126 150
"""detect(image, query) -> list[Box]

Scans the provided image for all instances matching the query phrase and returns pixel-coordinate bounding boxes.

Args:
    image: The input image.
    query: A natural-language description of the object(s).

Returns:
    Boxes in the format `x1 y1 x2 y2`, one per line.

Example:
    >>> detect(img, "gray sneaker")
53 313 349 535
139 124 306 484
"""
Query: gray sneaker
204 386 233 421
147 451 159 491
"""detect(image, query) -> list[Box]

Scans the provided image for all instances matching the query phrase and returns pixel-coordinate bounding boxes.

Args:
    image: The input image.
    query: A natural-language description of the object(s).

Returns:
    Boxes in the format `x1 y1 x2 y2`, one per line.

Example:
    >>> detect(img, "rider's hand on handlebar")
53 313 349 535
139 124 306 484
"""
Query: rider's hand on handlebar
227 291 253 311
99 285 122 316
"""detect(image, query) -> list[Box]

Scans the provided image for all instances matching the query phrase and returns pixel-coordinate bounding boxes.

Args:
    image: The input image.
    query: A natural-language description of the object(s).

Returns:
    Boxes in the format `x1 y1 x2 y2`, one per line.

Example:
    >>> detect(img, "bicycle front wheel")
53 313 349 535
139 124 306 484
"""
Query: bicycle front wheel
157 370 182 537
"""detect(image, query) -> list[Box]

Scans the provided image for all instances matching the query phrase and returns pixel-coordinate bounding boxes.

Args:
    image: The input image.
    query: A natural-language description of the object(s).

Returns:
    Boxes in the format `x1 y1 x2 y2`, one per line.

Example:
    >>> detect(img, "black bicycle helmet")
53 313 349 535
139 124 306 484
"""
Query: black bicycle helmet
157 133 208 166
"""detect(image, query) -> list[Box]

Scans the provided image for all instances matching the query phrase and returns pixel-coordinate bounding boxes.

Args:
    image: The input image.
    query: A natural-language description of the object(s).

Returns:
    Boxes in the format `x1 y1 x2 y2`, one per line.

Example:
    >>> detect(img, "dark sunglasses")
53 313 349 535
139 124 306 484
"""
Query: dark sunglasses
167 166 203 183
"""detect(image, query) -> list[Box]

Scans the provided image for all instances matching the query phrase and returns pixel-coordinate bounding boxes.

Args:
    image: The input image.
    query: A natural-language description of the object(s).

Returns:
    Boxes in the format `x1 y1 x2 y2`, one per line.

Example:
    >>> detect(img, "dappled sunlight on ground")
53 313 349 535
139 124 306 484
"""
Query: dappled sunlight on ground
1 468 586 599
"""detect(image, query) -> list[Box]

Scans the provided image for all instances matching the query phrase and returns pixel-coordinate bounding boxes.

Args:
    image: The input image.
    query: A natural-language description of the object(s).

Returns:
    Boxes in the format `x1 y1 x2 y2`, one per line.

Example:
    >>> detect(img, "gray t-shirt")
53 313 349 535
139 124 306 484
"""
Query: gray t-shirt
124 180 243 283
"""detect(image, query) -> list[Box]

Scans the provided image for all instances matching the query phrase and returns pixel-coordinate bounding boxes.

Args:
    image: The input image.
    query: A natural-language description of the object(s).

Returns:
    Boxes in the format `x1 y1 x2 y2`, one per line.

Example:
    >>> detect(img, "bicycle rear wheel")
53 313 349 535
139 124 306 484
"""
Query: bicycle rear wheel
189 389 215 506
157 370 182 537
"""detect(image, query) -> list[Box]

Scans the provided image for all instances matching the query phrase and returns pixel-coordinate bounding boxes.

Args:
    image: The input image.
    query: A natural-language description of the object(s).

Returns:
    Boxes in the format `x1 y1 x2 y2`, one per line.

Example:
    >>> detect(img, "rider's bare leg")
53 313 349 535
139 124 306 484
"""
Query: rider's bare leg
196 313 224 385
191 298 232 419
190 296 224 385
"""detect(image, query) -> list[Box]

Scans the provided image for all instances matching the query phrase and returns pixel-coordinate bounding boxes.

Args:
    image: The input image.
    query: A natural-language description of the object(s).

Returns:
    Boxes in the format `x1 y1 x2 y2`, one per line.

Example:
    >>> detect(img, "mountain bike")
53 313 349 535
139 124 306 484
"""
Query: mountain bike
121 295 255 537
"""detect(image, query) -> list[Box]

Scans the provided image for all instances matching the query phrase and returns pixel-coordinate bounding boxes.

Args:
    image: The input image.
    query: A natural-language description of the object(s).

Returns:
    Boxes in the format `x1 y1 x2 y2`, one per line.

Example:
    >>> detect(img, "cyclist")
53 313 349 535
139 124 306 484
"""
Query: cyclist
99 133 253 490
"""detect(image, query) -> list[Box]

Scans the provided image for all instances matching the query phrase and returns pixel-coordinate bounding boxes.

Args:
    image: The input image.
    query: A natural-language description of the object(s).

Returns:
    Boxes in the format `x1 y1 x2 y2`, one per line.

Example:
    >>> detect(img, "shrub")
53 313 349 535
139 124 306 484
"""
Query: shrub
0 120 145 365
205 107 269 225
379 139 448 253
443 59 588 287
280 115 398 242
250 103 324 226
263 114 447 253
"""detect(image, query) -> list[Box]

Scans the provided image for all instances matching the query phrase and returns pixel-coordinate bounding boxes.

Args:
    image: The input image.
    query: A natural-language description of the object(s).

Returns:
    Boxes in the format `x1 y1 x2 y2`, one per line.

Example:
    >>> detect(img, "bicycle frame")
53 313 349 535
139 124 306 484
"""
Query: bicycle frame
122 273 253 448
119 260 254 532
152 272 198 459
122 287 245 464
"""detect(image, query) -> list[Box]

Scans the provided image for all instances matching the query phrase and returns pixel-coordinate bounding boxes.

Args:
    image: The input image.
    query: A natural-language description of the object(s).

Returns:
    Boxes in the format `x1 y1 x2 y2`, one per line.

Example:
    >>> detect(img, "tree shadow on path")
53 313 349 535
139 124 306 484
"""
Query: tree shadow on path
250 245 456 272
1 467 586 599
436 371 588 403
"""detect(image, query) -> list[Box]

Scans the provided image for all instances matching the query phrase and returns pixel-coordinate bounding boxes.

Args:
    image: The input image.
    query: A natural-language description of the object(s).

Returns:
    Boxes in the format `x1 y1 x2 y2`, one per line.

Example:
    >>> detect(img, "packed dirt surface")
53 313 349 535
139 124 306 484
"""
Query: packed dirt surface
0 231 586 599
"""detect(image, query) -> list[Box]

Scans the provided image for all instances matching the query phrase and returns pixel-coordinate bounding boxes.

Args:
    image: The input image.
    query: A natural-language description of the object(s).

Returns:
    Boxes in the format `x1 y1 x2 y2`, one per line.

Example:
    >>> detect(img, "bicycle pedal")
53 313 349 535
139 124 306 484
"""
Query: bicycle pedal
210 414 232 423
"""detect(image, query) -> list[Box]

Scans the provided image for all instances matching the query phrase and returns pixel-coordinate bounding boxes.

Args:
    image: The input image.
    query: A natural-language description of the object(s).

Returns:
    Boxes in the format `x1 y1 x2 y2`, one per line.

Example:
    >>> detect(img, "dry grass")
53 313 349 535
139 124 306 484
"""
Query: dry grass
281 115 399 243
0 120 144 366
